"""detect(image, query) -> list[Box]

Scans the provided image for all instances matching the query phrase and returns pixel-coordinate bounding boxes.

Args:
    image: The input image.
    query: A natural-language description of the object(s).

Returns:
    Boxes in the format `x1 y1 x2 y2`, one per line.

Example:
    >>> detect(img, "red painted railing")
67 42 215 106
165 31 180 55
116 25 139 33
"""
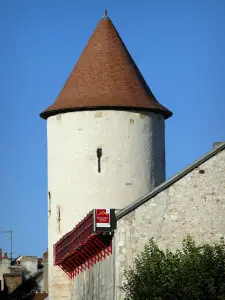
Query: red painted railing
54 209 116 278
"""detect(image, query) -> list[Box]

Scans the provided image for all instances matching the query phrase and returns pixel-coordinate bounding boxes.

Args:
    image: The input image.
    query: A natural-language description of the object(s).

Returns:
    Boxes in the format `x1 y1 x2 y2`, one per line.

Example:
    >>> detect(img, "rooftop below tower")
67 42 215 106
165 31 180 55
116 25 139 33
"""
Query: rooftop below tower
40 12 172 120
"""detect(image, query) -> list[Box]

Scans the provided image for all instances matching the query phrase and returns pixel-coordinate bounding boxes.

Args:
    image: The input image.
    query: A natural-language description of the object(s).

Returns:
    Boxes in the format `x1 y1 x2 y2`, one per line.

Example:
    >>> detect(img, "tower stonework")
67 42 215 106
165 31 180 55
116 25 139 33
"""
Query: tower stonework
41 14 172 300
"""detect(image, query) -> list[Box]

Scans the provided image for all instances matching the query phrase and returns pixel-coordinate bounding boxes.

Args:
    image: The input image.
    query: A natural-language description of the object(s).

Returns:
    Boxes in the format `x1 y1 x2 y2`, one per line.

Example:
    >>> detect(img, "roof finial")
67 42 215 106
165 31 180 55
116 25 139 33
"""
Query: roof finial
103 9 108 19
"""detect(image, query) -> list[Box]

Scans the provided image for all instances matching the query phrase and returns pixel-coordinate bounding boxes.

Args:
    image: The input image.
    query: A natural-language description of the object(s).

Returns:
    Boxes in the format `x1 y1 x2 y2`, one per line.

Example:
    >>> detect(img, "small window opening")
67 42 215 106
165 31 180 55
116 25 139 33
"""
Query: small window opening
97 148 102 173
57 207 61 231
48 191 51 216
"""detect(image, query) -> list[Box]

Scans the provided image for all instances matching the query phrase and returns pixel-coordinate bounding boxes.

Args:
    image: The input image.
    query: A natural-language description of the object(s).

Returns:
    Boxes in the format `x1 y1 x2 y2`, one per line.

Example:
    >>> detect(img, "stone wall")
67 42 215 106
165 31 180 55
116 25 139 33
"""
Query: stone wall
72 254 114 300
43 251 48 292
71 147 225 299
4 274 22 294
47 110 166 300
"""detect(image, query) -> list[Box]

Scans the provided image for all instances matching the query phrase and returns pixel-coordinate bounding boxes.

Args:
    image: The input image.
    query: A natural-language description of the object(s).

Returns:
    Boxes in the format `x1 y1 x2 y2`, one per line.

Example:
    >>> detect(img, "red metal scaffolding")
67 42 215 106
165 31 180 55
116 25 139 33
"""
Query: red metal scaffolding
54 209 116 278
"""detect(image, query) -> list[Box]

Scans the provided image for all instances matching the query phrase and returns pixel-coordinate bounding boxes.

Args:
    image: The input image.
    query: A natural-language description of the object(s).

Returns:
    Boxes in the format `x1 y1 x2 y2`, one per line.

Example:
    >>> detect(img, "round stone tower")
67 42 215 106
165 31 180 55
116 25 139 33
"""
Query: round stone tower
40 12 172 300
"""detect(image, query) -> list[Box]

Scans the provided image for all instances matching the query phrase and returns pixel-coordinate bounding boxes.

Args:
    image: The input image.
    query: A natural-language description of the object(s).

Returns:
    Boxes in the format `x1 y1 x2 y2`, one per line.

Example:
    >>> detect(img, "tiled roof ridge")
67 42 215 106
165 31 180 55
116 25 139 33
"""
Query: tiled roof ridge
40 14 172 119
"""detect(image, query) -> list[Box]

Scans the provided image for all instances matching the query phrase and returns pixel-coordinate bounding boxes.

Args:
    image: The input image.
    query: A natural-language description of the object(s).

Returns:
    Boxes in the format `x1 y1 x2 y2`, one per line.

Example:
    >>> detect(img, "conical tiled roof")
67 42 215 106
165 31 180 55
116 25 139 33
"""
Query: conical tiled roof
40 14 172 119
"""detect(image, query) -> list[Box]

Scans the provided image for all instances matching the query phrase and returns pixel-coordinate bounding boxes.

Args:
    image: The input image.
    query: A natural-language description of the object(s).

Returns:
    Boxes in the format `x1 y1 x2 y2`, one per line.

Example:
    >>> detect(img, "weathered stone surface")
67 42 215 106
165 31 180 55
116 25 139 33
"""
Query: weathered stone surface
4 274 22 293
71 149 225 299
72 249 114 300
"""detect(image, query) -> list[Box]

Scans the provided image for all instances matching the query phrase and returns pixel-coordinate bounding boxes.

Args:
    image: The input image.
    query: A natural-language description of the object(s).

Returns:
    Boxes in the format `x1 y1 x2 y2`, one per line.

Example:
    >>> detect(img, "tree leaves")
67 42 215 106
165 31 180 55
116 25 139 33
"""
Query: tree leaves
122 237 225 300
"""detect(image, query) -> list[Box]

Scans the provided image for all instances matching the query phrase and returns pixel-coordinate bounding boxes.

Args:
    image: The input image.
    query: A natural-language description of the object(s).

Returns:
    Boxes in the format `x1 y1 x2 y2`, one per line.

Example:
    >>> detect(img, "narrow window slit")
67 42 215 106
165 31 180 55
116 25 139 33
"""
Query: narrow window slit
57 207 61 231
48 191 51 216
97 148 102 173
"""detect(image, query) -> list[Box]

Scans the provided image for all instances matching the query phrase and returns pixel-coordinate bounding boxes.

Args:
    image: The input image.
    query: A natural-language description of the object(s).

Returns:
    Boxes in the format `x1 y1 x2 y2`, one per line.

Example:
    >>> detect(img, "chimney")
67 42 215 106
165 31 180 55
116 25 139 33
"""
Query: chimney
0 248 2 259
43 251 48 259
3 253 8 259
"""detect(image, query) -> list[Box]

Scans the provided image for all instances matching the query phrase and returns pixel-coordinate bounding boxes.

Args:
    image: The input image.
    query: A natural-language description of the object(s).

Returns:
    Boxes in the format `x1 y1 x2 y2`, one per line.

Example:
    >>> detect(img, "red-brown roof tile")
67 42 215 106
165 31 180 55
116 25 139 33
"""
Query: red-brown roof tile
40 15 172 119
27 292 48 300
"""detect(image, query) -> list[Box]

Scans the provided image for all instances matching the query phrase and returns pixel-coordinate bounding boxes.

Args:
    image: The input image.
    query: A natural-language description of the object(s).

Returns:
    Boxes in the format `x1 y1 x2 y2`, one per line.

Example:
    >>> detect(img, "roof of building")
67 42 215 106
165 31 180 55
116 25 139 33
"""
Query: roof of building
117 142 225 219
7 269 44 297
40 12 172 119
25 292 48 300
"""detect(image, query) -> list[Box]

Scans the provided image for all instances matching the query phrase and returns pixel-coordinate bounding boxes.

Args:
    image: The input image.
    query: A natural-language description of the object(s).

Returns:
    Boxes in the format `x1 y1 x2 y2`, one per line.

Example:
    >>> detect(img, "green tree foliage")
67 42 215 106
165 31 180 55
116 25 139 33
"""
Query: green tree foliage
122 237 225 300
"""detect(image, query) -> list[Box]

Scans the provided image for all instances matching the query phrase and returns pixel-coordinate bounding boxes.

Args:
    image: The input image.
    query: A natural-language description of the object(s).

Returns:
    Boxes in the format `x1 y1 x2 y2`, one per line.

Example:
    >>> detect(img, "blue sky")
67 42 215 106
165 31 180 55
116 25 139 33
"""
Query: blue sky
0 0 224 257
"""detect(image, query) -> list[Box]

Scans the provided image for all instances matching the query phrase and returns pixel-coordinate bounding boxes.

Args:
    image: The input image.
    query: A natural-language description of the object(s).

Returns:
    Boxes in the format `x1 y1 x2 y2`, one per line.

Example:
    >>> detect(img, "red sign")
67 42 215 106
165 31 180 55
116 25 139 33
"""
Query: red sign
96 209 110 227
